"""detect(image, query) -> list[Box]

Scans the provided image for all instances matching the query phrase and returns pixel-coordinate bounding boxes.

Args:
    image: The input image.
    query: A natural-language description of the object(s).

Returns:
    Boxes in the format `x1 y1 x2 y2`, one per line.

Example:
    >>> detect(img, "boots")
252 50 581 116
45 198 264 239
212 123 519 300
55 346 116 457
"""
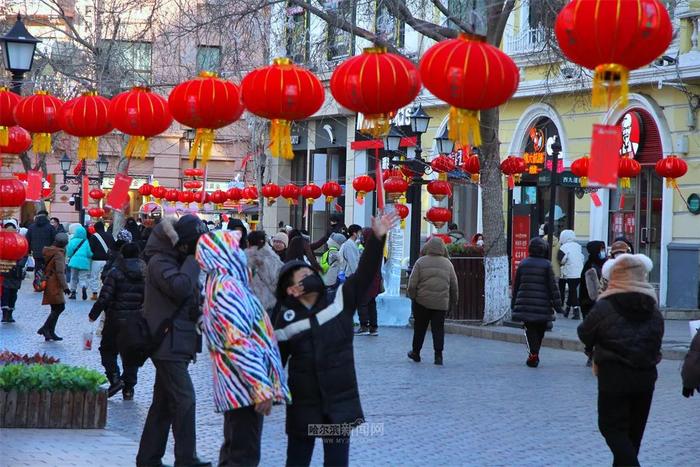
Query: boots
563 306 571 318
69 291 76 300
38 308 63 341
434 351 443 366
526 353 540 368
107 374 125 398
91 292 98 301
572 306 581 320
6 308 15 323
407 351 421 362
1 307 10 323
82 287 88 301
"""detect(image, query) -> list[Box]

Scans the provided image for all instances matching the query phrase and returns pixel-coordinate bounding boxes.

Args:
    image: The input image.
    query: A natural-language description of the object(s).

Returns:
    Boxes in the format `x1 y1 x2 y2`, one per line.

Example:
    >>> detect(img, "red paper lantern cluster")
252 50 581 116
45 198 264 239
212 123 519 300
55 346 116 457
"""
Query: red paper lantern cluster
425 207 452 229
138 183 153 197
322 181 342 204
500 156 527 186
152 186 167 200
59 92 113 160
618 157 641 189
210 190 228 205
241 186 258 204
227 187 242 203
301 183 322 205
183 168 204 178
427 180 452 202
352 175 375 203
461 154 480 184
655 155 688 188
262 183 281 206
13 91 64 154
570 156 590 188
0 87 20 146
384 176 409 202
183 180 203 190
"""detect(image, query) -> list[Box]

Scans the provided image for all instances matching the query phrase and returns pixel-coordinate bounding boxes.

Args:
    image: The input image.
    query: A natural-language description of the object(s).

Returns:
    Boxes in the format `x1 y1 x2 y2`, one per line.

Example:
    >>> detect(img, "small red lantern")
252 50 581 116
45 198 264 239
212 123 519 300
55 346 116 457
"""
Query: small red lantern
352 175 376 203
431 155 456 181
88 207 105 218
0 87 21 146
210 190 228 205
58 92 113 160
183 168 205 178
383 169 403 180
13 91 64 154
165 189 180 202
281 183 301 205
88 188 105 201
242 59 324 159
138 183 153 197
331 47 421 137
427 180 452 202
169 72 245 165
261 183 281 206
321 181 343 203
384 176 409 202
301 183 322 205
432 233 452 245
426 207 452 229
181 191 195 203
0 126 31 156
177 191 188 203
183 180 203 190
394 203 410 228
500 155 528 187
655 155 688 188
618 157 641 189
227 187 242 202
109 87 173 159
461 155 480 183
0 231 28 272
570 156 590 188
152 186 167 200
0 177 26 212
241 186 258 204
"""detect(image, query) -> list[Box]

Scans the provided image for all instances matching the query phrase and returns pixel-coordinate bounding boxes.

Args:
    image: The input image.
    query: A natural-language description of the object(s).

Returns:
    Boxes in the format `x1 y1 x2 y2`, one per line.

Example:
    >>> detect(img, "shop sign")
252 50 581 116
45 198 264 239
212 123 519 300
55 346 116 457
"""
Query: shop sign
537 170 580 187
355 104 415 132
620 111 643 158
688 193 700 215
102 176 149 190
522 118 564 174
511 214 531 283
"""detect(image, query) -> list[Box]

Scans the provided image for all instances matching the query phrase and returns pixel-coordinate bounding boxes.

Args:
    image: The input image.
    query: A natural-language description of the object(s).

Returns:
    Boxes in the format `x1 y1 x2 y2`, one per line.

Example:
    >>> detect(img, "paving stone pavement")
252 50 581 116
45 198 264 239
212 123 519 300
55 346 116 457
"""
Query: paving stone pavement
1 282 698 466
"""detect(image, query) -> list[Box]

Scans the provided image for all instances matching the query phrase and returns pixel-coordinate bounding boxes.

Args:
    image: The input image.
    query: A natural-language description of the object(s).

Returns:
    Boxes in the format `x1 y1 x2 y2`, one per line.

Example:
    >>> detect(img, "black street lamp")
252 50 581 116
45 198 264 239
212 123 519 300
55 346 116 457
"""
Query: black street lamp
383 124 402 152
434 125 455 155
0 14 40 95
182 128 197 168
60 153 109 225
406 105 431 269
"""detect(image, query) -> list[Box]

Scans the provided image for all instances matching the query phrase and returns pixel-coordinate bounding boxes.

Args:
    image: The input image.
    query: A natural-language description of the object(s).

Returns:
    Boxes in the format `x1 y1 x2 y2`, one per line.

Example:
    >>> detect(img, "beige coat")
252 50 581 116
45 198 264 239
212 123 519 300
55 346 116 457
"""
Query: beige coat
407 237 459 311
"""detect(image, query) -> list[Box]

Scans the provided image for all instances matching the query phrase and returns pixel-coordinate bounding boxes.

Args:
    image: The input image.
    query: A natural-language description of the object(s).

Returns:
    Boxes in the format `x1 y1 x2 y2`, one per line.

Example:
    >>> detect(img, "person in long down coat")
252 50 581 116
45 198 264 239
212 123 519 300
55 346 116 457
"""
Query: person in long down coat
38 233 70 341
196 229 290 466
511 237 564 368
558 229 584 319
245 230 284 314
271 213 396 467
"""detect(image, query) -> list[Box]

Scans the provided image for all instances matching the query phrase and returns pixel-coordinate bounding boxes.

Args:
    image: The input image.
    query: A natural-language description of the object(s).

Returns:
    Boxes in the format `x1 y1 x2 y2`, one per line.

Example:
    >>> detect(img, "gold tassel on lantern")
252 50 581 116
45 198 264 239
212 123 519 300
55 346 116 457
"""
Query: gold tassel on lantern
471 173 480 184
0 126 8 146
580 176 588 188
269 120 294 160
449 107 481 149
438 173 447 181
592 64 629 108
125 136 150 159
77 136 99 160
360 114 391 139
32 133 52 154
189 128 216 165
620 177 631 190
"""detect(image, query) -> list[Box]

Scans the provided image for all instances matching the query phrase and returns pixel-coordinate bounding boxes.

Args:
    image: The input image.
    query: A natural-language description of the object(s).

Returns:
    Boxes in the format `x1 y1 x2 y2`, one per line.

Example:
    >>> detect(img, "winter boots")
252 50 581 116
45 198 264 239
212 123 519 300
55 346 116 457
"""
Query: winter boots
1 307 15 323
91 292 98 301
526 354 540 368
107 374 125 398
571 306 581 320
37 308 64 341
434 351 443 366
407 351 421 363
69 291 77 300
82 287 88 301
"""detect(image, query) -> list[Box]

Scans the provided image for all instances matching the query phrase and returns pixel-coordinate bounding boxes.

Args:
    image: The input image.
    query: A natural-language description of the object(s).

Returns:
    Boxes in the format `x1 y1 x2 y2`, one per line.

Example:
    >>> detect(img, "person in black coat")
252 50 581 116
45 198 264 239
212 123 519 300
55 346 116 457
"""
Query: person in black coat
511 237 563 368
88 221 116 300
89 242 145 400
26 210 56 291
272 213 396 467
577 253 663 467
1 222 27 323
579 241 607 318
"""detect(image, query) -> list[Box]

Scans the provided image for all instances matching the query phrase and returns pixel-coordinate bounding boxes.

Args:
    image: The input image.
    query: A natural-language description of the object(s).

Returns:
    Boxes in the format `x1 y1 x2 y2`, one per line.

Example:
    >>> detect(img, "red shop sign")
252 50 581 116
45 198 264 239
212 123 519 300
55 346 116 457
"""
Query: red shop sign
511 214 531 284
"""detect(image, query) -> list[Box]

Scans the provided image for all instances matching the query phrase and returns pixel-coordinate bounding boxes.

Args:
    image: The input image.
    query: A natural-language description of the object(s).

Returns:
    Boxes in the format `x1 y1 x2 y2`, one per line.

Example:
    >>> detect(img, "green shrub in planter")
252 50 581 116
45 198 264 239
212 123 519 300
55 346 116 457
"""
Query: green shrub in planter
0 364 107 392
447 243 485 258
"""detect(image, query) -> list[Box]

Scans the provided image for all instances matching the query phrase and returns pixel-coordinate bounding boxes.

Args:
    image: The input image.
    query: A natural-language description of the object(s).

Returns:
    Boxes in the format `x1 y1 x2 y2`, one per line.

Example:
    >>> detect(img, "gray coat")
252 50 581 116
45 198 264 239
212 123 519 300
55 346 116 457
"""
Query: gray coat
245 244 283 312
143 218 202 362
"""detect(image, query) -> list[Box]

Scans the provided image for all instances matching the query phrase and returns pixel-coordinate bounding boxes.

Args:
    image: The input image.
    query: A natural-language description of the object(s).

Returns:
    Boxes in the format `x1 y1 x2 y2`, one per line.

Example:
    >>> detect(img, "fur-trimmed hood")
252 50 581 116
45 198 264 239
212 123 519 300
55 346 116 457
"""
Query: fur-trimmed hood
144 217 179 259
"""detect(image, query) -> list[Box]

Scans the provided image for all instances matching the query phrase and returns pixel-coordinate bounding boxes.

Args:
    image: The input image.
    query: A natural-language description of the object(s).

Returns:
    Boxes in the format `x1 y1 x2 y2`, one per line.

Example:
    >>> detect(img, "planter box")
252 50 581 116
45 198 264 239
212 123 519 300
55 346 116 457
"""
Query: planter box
449 257 485 321
0 389 107 428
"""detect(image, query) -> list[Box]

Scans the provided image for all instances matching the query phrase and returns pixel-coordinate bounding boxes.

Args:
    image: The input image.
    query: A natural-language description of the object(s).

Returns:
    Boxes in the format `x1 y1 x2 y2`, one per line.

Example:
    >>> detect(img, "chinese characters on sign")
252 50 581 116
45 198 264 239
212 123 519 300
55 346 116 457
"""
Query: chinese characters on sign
511 214 531 283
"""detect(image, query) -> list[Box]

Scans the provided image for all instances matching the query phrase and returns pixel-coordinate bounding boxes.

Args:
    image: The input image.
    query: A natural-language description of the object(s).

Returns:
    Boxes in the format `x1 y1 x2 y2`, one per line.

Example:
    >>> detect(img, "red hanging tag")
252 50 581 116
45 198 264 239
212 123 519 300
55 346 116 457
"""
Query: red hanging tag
25 170 43 202
82 176 90 209
618 195 625 210
590 192 602 207
105 173 133 212
588 124 621 189
508 175 515 190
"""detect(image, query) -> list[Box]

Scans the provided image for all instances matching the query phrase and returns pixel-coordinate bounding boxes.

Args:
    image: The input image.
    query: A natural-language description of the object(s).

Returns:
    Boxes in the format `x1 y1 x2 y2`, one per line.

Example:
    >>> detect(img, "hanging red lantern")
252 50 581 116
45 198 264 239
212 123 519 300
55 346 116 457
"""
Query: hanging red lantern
177 191 189 203
242 59 324 159
655 155 688 188
301 183 322 205
151 186 167 200
400 165 419 180
555 0 671 108
109 87 173 159
227 187 242 203
168 72 245 165
431 155 456 181
13 91 64 154
183 168 205 178
58 92 113 160
461 155 481 183
209 190 227 205
0 87 21 146
382 169 403 180
87 207 105 218
88 188 105 201
138 183 153 197
570 156 590 188
261 183 281 206
321 181 343 204
193 191 209 204
427 180 452 202
0 231 28 272
182 191 195 203
352 175 376 202
420 34 519 148
394 202 410 228
384 176 409 202
183 180 203 190
0 177 26 215
0 126 31 156
618 157 641 189
425 207 452 229
165 189 180 202
281 183 301 205
241 186 258 204
500 155 528 187
331 47 421 137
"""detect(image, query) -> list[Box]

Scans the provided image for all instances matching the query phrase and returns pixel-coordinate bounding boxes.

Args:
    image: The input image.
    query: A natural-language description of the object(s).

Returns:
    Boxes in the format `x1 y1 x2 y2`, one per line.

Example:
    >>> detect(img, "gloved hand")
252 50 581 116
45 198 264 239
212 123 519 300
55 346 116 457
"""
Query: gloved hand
683 387 694 398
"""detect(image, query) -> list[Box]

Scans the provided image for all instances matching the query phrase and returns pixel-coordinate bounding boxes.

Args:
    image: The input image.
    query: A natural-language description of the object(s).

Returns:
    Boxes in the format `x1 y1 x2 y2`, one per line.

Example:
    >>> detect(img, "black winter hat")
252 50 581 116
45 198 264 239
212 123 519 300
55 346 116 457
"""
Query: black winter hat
528 237 549 258
120 242 141 259
276 260 313 300
174 215 206 246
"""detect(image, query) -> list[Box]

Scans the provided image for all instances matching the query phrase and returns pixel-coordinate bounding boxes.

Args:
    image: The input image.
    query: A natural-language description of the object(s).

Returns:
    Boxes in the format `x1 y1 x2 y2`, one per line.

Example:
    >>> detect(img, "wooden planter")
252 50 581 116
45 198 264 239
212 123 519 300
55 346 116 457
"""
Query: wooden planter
0 389 107 428
449 257 485 321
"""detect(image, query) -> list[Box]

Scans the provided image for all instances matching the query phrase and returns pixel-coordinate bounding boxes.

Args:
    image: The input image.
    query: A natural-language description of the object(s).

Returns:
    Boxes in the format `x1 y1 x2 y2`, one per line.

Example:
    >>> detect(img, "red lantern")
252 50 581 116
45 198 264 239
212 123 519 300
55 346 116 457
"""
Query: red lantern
209 190 227 205
500 155 527 187
109 87 173 159
618 157 641 189
241 187 258 204
352 175 376 202
301 183 322 205
0 87 21 146
165 189 180 202
461 155 480 183
383 169 403 180
655 155 688 188
177 191 189 203
227 187 242 202
321 181 343 203
183 180 203 190
0 126 31 155
431 155 456 181
138 183 153 196
394 202 410 222
384 176 409 202
432 233 452 245
152 186 167 200
87 207 105 218
183 168 204 178
242 58 324 159
0 177 26 213
400 165 419 180
555 0 672 108
181 191 195 203
281 183 301 205
427 180 452 202
88 189 105 201
0 231 28 272
261 183 281 206
426 207 452 229
331 47 421 137
570 156 590 188
13 91 64 154
169 72 244 165
420 34 519 147
58 92 113 160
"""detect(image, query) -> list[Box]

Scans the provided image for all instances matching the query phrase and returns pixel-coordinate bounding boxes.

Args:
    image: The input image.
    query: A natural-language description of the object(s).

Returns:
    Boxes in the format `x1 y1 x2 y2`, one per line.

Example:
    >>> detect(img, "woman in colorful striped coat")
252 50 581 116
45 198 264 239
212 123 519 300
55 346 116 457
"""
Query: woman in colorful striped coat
196 229 290 467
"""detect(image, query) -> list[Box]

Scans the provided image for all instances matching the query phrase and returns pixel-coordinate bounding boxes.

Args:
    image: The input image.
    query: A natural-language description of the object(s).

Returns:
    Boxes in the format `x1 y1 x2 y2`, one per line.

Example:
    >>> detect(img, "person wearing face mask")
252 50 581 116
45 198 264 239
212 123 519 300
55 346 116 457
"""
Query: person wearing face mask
471 233 485 248
579 241 607 367
339 224 362 277
272 213 397 467
137 215 211 467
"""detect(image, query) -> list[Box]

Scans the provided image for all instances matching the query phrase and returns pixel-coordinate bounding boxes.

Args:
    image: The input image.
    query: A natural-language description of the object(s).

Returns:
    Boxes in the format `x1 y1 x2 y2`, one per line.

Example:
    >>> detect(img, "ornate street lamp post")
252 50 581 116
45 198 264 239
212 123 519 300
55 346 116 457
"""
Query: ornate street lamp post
0 14 40 95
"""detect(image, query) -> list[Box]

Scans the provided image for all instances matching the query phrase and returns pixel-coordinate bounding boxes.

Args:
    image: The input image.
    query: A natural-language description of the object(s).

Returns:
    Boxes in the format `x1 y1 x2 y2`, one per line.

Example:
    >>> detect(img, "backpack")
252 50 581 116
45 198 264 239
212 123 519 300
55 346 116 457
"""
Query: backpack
319 247 338 274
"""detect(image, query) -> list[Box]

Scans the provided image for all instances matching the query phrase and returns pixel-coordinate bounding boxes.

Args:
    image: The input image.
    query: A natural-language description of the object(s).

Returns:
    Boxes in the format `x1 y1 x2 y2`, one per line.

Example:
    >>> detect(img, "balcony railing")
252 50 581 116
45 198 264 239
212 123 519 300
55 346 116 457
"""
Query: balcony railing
504 26 547 55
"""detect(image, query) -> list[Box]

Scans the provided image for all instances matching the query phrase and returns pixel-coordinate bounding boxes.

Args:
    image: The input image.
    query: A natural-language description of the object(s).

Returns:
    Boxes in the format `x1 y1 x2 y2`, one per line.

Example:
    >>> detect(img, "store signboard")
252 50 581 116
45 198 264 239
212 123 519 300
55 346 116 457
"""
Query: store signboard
102 176 149 190
511 214 531 284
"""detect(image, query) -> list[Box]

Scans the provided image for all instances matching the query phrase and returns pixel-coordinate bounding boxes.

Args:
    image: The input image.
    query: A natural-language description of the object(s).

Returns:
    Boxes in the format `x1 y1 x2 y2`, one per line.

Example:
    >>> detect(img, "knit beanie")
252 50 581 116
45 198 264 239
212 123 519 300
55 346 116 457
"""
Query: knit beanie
329 232 347 247
272 232 289 248
117 229 133 243
174 215 206 247
54 233 69 247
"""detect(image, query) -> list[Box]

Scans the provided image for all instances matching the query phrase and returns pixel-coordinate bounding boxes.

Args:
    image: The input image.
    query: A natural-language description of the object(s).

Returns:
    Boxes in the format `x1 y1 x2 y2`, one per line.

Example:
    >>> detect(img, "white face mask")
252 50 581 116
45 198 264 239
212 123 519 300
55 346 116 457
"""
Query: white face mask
476 239 484 247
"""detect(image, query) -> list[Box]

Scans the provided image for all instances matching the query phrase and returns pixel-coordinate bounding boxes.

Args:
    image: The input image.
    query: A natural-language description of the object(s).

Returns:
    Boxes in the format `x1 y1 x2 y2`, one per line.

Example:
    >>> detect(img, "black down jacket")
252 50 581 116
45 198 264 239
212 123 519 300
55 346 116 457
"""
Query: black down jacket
1 256 27 289
26 215 55 258
512 237 563 323
272 232 386 437
88 223 115 261
89 257 146 321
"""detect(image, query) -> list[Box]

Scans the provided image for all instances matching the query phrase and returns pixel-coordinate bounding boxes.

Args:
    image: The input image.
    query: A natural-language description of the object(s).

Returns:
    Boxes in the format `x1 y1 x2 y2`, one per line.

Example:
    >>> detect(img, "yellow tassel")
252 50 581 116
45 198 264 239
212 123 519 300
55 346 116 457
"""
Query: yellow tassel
580 176 588 188
514 174 522 184
448 107 481 148
667 178 678 189
125 136 150 159
593 64 629 108
471 174 480 184
77 137 99 160
306 198 314 206
0 126 8 146
268 120 294 160
189 128 215 165
400 219 406 229
360 114 391 139
620 177 631 190
32 133 52 154
438 173 447 181
325 196 334 203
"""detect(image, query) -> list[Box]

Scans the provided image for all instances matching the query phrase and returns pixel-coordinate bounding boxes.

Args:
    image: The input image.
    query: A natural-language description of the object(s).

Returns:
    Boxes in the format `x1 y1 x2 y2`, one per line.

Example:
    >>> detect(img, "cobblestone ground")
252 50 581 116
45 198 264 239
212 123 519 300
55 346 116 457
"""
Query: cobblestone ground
1 283 698 466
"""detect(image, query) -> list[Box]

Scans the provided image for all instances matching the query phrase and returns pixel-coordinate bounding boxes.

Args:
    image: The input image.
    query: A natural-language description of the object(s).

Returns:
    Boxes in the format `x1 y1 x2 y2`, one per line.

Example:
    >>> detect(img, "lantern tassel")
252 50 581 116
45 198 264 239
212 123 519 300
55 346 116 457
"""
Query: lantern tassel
189 129 215 165
667 178 678 189
471 174 480 184
356 192 365 205
32 133 52 154
620 177 631 190
400 219 406 229
438 173 447 182
593 64 629 108
77 137 99 160
449 107 481 148
268 120 294 160
125 136 150 159
360 114 391 139
580 176 588 188
325 196 334 204
0 126 8 146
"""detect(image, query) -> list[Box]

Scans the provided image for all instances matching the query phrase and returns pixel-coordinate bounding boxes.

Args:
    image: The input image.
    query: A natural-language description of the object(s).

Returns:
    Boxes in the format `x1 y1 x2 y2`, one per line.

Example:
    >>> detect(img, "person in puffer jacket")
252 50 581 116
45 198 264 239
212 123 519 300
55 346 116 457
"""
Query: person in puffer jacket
196 229 290 466
320 233 346 288
558 229 584 319
89 242 145 401
66 225 93 300
682 330 700 398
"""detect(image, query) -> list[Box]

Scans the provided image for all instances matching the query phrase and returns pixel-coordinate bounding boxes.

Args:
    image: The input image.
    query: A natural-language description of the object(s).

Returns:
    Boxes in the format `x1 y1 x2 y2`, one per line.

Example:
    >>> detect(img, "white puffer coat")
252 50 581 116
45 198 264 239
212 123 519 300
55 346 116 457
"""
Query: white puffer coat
559 229 584 279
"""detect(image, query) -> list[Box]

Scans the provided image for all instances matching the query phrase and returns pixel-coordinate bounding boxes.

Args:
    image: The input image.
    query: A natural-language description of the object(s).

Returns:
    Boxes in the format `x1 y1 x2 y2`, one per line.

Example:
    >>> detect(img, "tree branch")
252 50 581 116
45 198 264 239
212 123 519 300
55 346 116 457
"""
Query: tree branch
429 0 474 35
488 0 516 46
384 0 457 42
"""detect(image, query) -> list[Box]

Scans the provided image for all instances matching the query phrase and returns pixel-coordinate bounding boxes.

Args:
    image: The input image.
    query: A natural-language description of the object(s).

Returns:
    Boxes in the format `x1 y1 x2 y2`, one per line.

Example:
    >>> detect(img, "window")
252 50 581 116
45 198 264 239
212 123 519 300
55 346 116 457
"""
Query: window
196 45 221 73
376 0 404 48
327 0 354 60
98 40 152 87
286 3 309 64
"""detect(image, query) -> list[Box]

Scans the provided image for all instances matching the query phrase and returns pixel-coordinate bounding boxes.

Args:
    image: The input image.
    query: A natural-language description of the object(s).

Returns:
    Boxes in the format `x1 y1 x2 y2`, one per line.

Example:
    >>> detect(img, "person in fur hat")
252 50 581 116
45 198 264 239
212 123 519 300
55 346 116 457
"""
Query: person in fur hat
246 230 284 313
577 253 664 467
